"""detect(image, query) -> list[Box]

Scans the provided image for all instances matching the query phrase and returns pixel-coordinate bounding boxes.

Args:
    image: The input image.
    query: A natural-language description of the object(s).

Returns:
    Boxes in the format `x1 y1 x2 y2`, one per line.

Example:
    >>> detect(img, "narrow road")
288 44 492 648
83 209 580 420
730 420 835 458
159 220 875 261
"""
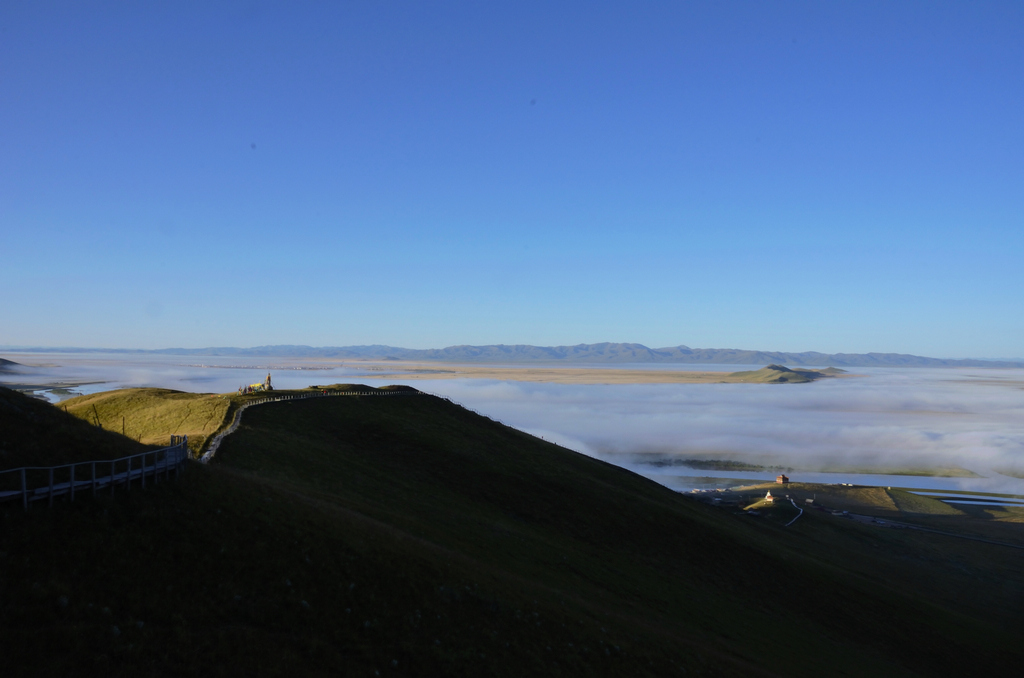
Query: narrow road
200 402 251 463
785 498 804 526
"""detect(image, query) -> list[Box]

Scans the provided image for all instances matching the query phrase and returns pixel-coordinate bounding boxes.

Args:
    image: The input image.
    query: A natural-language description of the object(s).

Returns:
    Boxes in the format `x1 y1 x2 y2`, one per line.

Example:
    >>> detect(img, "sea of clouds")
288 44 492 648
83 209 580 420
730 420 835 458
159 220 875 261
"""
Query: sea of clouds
392 369 1024 489
4 354 1023 491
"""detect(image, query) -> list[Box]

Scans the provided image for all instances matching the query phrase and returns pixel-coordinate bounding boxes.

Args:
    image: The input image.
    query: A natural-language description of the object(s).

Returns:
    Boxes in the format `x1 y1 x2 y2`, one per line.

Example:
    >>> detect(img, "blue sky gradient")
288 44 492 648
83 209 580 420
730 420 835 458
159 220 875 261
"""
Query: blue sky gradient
2 1 1022 357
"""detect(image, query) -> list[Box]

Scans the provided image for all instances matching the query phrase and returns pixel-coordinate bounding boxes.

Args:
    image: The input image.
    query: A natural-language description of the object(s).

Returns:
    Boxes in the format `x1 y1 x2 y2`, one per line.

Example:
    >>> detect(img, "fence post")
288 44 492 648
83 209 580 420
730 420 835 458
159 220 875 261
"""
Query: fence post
70 464 75 502
140 452 146 490
126 456 131 492
48 468 54 507
92 462 96 498
21 468 27 511
111 460 116 496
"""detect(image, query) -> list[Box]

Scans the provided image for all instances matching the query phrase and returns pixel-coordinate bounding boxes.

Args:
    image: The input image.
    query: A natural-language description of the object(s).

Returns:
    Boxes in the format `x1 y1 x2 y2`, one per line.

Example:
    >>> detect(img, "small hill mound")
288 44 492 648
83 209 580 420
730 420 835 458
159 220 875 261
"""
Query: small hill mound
725 364 846 383
0 358 23 372
306 383 382 392
728 364 818 383
375 384 421 393
886 488 964 515
0 386 151 470
60 388 235 456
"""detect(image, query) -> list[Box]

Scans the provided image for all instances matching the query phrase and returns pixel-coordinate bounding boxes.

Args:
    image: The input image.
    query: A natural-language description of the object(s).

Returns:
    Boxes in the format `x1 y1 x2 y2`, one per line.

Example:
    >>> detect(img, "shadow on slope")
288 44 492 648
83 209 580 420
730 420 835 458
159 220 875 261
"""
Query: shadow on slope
1 390 1022 676
0 386 154 470
59 389 236 456
212 393 1021 675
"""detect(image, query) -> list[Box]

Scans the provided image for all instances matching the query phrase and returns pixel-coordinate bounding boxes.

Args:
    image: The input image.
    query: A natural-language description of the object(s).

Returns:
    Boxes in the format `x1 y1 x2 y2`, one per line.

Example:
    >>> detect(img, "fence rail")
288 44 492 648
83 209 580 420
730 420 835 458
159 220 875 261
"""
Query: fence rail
0 437 190 510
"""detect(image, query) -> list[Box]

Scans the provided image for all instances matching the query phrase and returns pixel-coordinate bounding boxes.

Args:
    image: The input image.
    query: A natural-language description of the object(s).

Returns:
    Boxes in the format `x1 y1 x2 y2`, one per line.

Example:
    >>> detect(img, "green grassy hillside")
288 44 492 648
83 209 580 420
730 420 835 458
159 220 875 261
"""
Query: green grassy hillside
2 388 1023 675
59 388 236 455
0 386 154 470
885 488 965 515
56 384 414 457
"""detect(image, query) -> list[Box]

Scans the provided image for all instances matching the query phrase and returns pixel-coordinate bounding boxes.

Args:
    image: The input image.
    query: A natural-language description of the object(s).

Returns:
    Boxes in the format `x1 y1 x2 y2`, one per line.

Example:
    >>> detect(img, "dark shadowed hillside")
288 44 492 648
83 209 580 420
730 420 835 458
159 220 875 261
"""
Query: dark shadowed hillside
1 387 1023 676
0 386 154 469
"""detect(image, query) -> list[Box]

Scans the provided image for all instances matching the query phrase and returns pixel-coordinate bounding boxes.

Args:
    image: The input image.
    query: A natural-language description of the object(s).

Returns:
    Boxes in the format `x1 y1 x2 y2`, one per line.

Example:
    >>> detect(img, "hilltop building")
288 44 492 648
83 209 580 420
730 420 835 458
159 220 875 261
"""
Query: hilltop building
776 474 789 484
239 372 274 396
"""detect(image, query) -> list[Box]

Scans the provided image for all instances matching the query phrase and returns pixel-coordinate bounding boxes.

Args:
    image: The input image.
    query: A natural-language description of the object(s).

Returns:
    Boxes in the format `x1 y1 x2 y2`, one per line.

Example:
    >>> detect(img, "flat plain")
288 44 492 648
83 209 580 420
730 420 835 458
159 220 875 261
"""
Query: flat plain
352 363 844 385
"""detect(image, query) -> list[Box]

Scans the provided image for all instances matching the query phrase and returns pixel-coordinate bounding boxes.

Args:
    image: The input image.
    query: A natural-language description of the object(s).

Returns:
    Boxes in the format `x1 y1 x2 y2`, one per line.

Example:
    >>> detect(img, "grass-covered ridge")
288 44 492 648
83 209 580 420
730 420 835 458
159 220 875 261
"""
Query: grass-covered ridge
211 393 1023 673
726 364 842 383
57 384 422 458
0 386 154 470
59 388 235 456
2 387 1024 675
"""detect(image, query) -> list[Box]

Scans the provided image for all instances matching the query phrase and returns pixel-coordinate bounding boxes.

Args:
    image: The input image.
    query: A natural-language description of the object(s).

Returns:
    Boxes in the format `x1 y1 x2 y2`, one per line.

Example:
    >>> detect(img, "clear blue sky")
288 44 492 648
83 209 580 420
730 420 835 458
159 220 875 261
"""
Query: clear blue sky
2 1 1022 357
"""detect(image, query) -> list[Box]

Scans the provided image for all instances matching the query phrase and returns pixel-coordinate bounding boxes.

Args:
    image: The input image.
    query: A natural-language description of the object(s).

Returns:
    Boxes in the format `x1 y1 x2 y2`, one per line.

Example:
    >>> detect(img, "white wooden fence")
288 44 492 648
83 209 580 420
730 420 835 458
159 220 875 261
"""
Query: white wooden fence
0 436 190 511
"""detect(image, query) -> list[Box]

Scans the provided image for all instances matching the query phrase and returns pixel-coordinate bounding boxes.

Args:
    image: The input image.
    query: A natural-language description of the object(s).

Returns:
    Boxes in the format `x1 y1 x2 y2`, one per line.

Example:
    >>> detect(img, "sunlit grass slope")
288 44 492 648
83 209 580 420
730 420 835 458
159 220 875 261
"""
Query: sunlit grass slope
60 388 235 455
2 389 1023 676
57 385 408 457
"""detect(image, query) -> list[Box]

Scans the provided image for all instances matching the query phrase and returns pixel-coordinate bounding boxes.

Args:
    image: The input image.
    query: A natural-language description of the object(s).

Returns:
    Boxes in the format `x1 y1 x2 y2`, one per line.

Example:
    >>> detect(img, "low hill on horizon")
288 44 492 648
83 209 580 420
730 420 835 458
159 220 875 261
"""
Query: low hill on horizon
725 364 840 383
0 358 23 372
7 343 1022 368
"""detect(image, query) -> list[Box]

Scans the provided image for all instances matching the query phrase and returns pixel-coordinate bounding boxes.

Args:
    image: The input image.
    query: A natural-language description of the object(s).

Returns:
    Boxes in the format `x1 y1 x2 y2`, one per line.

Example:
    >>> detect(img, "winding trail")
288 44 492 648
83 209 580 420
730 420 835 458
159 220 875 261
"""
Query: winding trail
785 498 805 526
200 401 251 463
199 390 421 464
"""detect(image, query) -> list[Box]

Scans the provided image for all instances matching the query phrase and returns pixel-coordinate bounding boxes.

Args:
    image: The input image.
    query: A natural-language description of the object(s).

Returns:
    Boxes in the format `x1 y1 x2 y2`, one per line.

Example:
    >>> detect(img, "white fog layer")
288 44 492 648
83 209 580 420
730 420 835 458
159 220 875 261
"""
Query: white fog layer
4 354 1023 492
370 369 1024 493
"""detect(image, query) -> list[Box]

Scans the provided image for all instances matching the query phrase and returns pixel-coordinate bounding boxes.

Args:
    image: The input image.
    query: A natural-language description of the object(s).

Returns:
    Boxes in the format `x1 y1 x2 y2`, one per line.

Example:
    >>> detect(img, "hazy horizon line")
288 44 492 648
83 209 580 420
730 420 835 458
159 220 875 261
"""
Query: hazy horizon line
2 342 1022 366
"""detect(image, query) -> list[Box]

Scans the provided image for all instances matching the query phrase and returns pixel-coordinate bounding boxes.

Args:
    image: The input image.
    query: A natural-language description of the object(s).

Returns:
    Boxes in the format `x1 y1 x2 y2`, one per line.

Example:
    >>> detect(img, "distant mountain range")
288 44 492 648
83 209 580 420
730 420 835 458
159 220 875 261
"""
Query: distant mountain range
5 343 1023 368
